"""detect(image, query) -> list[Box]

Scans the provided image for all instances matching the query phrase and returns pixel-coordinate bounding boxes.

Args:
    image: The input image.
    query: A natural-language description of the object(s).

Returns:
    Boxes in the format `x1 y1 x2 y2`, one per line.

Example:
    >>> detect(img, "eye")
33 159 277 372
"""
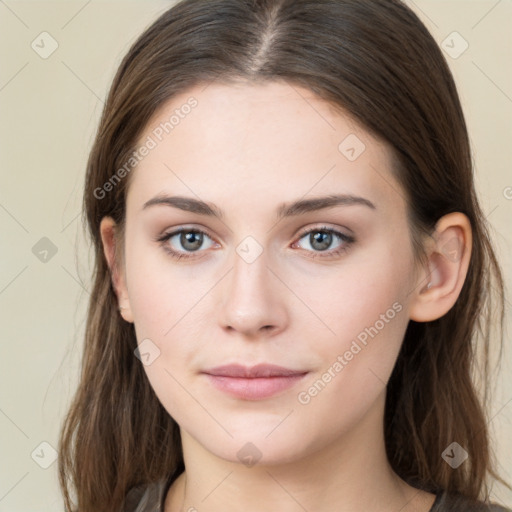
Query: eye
155 225 355 262
292 226 355 259
156 228 218 260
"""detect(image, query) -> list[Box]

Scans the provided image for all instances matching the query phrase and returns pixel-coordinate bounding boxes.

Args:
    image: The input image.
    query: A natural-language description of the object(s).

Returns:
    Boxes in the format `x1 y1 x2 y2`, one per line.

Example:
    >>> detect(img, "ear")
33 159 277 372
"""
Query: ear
409 212 472 322
99 216 134 323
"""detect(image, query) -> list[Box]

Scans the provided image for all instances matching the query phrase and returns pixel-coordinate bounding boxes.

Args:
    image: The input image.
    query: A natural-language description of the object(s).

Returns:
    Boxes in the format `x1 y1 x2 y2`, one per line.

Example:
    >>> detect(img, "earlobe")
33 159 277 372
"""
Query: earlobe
99 216 134 323
409 212 472 322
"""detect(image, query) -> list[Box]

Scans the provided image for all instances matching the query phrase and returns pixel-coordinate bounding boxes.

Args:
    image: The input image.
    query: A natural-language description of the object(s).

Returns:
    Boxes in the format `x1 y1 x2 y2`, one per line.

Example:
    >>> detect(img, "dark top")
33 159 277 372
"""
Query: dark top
123 475 512 512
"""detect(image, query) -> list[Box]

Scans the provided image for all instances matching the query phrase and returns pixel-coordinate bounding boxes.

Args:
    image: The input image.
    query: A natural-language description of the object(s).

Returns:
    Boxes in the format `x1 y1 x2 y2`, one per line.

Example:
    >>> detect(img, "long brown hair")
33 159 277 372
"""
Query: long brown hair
58 0 509 510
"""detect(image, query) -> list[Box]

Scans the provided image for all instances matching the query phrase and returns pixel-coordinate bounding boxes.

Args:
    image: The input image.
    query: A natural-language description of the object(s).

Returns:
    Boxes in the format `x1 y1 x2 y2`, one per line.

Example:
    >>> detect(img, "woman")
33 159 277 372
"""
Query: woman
58 0 511 511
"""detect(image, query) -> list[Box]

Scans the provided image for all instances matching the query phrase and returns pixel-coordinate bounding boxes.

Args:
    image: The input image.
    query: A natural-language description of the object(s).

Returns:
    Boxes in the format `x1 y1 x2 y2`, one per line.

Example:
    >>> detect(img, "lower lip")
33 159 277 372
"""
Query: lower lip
204 373 308 400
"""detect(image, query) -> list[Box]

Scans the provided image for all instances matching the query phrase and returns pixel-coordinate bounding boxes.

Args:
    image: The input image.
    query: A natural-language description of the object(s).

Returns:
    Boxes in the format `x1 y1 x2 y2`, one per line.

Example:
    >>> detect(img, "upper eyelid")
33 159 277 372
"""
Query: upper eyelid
162 225 216 240
296 225 352 238
161 224 350 238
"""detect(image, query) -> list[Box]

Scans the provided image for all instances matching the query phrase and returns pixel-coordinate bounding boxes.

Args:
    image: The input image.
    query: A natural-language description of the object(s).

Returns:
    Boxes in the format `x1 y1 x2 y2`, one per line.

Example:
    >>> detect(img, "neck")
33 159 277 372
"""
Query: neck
165 392 435 512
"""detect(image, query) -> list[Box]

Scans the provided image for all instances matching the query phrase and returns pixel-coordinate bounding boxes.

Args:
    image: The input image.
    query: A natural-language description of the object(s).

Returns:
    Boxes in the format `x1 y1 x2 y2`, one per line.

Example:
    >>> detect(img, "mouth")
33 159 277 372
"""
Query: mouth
201 364 309 400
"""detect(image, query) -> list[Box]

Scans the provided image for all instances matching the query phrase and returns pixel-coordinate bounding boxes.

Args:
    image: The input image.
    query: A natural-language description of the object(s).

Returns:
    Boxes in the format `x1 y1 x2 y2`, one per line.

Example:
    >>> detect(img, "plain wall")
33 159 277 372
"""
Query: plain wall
0 1 510 510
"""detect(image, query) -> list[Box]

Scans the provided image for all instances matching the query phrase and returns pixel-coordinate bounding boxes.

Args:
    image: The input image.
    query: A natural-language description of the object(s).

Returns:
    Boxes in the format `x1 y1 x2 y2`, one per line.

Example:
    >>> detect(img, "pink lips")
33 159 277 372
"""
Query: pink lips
202 364 308 400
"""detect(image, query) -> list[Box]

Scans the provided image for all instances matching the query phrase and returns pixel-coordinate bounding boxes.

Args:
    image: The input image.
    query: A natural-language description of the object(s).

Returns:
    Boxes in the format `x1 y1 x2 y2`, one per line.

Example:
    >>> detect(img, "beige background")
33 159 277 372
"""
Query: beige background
0 1 510 510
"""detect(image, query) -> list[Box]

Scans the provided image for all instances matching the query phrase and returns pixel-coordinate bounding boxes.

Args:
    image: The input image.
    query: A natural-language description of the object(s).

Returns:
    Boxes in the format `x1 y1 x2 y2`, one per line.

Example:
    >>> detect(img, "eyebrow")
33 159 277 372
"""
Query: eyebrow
142 193 376 219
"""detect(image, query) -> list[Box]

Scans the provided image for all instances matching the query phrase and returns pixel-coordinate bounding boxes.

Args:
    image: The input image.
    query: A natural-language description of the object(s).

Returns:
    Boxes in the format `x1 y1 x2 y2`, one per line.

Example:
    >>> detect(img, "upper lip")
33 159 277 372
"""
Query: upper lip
202 364 307 378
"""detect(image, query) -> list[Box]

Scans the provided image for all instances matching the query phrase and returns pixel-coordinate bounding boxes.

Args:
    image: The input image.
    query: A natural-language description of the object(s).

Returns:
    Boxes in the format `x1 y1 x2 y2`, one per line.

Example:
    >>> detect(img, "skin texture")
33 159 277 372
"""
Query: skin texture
100 81 472 512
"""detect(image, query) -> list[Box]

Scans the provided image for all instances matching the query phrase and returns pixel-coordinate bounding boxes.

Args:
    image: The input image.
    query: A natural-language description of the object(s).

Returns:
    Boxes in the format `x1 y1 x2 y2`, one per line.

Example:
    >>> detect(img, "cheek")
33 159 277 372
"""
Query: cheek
124 229 201 334
292 245 414 353
287 289 410 454
290 245 414 404
123 234 211 411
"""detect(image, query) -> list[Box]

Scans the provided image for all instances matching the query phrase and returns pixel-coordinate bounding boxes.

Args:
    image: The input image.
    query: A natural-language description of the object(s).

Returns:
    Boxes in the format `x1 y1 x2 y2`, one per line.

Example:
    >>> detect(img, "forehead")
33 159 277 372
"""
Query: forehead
126 80 402 217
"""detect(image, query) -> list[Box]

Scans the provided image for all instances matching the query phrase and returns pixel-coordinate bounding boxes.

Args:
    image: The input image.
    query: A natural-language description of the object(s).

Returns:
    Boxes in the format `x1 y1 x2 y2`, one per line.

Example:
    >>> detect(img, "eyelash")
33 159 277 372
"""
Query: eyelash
155 225 355 261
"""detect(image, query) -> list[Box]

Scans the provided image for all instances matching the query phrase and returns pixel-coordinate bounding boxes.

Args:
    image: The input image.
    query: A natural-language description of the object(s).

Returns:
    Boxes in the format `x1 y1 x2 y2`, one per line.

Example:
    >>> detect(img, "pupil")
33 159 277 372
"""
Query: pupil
181 231 202 251
311 231 332 251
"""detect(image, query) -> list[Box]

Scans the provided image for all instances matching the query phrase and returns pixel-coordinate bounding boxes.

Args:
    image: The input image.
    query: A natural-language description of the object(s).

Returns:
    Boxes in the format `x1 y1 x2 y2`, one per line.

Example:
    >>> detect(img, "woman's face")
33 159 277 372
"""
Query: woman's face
118 80 422 465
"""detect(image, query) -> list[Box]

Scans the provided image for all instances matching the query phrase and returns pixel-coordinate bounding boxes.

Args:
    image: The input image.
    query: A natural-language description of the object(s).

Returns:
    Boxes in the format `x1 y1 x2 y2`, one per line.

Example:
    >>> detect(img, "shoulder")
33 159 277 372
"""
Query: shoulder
123 479 169 512
432 490 512 512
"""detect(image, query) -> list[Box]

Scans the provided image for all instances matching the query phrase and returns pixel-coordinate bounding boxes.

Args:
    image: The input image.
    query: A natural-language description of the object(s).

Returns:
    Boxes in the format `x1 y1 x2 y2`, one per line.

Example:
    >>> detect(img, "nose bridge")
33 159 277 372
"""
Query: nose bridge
218 238 287 336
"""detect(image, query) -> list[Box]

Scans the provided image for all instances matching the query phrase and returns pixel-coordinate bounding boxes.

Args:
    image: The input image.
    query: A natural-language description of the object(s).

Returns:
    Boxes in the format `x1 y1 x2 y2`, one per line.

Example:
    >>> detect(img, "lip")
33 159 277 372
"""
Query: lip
203 364 306 378
202 364 309 400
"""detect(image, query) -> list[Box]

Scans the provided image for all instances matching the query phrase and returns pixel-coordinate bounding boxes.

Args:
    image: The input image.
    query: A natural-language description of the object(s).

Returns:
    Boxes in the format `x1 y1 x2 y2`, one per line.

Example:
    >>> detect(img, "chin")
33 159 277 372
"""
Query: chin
189 419 318 468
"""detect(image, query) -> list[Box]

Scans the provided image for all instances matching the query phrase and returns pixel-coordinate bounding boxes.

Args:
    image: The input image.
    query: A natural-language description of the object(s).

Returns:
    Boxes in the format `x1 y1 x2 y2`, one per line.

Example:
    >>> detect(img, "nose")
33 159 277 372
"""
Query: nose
217 246 288 339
